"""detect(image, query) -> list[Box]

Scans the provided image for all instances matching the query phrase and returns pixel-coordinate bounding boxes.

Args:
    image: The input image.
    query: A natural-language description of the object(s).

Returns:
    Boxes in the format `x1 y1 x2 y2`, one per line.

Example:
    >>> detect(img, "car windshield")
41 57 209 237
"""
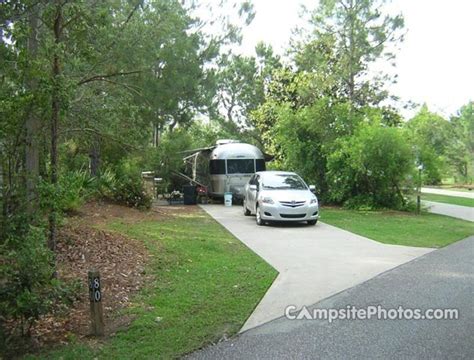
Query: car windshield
262 174 307 190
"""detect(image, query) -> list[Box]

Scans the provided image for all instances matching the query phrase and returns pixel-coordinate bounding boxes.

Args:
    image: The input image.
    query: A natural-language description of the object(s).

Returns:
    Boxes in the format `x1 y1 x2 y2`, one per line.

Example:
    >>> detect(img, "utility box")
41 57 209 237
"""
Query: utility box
183 185 197 205
141 171 156 199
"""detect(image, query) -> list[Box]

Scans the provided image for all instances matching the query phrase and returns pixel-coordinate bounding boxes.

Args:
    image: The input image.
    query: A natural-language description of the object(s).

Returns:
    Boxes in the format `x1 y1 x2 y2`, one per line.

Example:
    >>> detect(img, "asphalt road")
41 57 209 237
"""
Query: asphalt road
189 236 474 360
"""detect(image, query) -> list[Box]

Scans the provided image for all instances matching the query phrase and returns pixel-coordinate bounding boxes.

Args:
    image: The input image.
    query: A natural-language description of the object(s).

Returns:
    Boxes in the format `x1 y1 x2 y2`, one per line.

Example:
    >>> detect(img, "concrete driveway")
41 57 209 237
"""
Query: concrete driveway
422 187 474 199
200 204 433 331
423 201 473 222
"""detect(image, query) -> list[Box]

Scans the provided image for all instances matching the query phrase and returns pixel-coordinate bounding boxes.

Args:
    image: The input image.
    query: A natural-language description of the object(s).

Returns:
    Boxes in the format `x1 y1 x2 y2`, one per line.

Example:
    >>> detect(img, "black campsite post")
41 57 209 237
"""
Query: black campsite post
88 270 105 336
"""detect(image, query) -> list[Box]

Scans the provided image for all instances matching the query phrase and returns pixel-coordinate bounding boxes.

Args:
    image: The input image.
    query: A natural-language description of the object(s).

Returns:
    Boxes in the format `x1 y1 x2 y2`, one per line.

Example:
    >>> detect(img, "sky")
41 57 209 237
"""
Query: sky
233 0 474 119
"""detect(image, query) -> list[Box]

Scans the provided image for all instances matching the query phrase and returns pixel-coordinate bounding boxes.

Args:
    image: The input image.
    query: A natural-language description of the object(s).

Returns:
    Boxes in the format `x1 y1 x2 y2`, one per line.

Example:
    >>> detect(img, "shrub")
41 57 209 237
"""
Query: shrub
142 129 193 193
95 162 152 209
112 172 152 209
263 99 359 201
0 221 78 353
416 145 446 185
327 124 415 209
91 168 117 199
39 171 95 215
405 105 452 185
39 168 151 211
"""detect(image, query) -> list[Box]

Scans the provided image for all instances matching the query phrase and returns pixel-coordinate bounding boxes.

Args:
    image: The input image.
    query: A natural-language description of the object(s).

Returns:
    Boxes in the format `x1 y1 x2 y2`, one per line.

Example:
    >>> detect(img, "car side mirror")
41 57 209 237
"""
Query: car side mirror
309 185 316 193
249 184 257 191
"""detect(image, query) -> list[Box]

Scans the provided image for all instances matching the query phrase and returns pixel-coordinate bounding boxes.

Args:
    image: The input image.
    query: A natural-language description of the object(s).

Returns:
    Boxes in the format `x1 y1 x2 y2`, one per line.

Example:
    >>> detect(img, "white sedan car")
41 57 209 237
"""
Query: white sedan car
242 171 320 226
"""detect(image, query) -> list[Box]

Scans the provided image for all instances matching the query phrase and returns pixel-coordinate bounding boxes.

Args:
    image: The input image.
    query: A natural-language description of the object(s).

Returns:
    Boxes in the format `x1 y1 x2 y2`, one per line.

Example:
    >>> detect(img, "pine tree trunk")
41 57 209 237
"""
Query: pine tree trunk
48 1 62 252
0 157 5 229
25 5 40 213
152 123 158 147
89 137 101 177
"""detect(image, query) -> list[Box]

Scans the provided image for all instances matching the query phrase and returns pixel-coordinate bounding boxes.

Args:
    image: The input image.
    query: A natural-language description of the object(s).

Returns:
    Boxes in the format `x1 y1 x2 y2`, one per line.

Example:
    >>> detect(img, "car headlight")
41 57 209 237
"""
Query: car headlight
262 197 274 204
310 197 318 204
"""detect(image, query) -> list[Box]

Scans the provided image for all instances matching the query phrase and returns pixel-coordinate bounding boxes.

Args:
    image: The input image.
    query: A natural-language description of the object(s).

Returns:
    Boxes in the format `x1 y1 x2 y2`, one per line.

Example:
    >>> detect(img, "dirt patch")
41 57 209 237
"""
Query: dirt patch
28 228 148 350
73 200 168 225
25 201 202 351
73 200 200 225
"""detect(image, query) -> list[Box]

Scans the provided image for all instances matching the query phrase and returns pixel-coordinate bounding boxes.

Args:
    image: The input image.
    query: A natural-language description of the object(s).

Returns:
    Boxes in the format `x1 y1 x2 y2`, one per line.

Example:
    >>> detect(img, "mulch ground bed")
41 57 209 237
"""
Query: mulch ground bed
8 201 201 355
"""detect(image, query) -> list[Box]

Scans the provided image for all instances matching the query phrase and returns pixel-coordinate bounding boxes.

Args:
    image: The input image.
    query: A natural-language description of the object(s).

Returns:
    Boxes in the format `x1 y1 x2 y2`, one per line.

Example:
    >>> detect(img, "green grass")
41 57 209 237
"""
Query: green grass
32 209 277 359
421 193 474 207
322 208 474 248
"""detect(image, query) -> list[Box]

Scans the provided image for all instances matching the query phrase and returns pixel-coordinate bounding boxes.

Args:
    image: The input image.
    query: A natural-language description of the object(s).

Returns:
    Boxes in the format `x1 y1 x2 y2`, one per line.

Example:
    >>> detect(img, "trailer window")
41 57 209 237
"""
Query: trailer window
256 159 266 171
227 159 255 174
209 160 226 175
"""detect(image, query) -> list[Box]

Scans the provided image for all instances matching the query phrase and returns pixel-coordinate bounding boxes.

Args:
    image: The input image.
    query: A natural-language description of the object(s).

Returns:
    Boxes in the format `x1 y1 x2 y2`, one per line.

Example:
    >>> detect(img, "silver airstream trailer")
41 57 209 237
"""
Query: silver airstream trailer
209 140 266 199
180 139 267 201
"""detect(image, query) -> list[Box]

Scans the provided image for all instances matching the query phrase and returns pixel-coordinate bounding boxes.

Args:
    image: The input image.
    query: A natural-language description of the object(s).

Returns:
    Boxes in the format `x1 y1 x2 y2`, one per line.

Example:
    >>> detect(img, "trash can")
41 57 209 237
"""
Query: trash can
183 185 197 205
224 192 232 207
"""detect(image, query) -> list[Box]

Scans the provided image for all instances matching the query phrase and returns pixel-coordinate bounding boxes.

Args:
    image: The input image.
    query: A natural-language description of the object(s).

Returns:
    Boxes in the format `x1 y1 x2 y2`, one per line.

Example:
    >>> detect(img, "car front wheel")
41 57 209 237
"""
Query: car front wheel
307 220 317 226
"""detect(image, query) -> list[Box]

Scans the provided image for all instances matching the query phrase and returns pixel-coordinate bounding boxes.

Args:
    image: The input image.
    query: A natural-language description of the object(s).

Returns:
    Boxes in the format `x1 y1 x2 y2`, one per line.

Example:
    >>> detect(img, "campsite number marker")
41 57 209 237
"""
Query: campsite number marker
88 270 105 336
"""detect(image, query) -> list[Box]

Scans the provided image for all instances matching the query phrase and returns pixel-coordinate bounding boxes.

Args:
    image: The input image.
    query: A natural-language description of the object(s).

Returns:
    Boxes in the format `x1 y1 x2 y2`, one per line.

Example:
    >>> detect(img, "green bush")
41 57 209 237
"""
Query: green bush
91 168 117 199
39 171 95 215
142 129 193 193
36 160 152 215
39 168 151 211
405 105 452 185
259 99 359 201
327 124 414 209
412 144 446 185
95 162 152 209
111 172 152 209
0 221 78 353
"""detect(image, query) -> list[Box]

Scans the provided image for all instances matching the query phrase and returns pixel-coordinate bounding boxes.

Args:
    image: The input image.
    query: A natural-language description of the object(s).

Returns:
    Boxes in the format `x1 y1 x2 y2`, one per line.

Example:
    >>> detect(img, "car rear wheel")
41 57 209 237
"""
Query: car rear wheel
307 220 317 226
243 200 251 216
256 205 265 226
